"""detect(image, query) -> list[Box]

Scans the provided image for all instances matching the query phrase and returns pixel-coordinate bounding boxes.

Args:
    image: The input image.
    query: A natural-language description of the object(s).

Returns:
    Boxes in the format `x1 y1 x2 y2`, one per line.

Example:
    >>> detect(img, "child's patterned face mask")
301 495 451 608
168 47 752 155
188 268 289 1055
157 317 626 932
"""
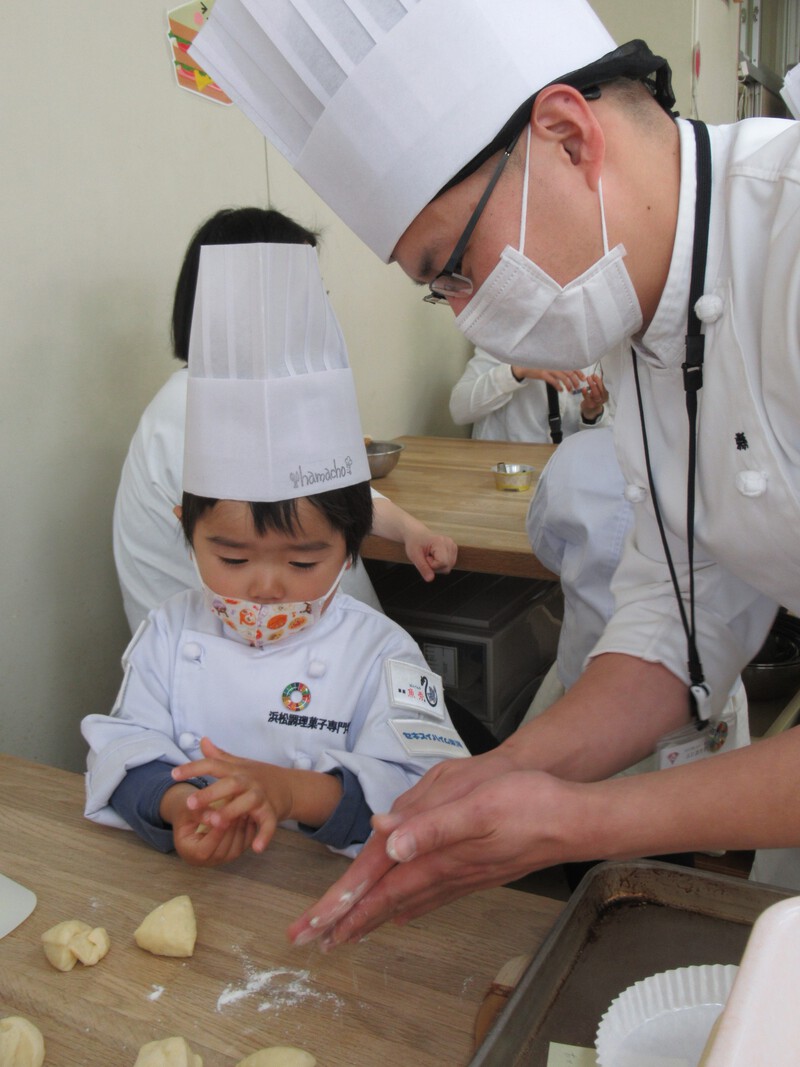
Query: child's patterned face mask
199 561 349 648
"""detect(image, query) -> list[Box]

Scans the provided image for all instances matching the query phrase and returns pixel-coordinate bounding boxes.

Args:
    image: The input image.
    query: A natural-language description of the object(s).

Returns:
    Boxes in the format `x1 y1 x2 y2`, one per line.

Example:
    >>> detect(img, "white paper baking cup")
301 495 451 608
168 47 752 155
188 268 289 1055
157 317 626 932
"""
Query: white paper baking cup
595 964 738 1067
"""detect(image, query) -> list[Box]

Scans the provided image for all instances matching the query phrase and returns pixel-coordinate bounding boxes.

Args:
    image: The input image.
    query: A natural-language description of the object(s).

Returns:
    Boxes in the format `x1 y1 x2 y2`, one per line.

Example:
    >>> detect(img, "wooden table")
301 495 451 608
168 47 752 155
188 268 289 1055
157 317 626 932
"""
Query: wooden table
0 755 563 1066
362 436 557 580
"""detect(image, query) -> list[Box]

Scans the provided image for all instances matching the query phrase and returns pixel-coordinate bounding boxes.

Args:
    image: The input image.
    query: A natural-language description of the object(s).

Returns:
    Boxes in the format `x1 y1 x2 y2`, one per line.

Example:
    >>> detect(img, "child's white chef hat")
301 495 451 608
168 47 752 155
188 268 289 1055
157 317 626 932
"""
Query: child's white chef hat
183 242 370 502
189 0 616 263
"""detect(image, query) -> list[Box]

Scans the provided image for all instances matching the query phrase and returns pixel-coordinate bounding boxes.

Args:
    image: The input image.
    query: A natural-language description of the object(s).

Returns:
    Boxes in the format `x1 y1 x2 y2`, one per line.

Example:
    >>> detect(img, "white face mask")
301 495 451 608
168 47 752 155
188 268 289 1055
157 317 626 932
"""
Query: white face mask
199 560 349 648
455 127 642 368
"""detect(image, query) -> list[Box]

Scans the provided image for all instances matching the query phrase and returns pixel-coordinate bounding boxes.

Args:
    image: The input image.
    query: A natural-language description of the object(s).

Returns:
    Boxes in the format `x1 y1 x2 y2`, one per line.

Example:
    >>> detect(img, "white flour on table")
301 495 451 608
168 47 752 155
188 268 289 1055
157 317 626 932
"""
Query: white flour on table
216 963 344 1015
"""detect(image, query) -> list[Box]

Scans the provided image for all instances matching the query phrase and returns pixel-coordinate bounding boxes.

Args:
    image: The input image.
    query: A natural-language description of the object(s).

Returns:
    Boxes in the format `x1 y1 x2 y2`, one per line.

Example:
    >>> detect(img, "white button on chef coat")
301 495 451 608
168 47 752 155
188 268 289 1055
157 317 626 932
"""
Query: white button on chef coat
736 470 768 497
624 484 647 504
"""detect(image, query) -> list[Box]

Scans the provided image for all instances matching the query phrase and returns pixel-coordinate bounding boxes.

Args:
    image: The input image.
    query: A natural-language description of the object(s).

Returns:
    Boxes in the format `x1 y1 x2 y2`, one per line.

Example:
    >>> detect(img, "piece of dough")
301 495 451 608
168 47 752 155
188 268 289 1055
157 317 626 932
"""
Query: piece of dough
235 1048 316 1067
69 925 111 966
134 896 197 957
133 1036 203 1066
196 798 226 836
0 1016 45 1067
41 919 110 971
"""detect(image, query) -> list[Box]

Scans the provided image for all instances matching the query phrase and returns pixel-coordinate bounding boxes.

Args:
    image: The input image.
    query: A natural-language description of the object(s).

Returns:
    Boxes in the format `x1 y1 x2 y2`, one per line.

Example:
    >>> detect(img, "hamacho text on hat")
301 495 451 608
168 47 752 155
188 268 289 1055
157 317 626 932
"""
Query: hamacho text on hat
183 242 370 502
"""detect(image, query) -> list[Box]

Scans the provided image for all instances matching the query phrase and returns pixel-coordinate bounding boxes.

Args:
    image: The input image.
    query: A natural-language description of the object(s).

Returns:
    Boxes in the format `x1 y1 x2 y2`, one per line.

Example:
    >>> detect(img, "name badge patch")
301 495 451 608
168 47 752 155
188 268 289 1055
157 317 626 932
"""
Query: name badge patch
385 659 445 721
389 719 469 759
656 707 738 770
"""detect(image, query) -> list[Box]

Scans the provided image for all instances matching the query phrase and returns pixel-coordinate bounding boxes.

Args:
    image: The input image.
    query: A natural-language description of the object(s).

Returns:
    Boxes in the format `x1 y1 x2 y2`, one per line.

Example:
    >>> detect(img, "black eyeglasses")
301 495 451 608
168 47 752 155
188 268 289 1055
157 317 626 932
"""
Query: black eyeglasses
424 127 524 305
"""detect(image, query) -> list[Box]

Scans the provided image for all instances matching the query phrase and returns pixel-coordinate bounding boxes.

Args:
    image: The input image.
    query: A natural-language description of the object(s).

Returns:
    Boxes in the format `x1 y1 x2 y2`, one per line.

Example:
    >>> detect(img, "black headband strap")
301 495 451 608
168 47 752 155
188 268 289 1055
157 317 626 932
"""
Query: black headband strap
437 39 676 198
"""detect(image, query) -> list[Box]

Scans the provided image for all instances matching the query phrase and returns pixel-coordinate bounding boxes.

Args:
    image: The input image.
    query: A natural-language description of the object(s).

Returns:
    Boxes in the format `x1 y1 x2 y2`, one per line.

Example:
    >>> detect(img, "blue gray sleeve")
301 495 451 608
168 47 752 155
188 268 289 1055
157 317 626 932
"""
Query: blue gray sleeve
299 768 373 849
109 759 208 853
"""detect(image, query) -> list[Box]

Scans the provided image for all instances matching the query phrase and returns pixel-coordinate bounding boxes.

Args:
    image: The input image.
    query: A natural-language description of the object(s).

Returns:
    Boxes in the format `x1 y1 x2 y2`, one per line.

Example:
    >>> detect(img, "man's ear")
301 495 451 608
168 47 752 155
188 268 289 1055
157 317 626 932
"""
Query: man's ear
173 504 182 521
529 84 605 191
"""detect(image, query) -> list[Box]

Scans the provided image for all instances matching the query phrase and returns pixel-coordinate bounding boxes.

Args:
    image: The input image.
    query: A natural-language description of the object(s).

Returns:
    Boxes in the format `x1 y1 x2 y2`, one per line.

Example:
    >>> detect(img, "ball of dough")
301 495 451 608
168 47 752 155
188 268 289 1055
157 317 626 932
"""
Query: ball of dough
0 1016 45 1067
133 1036 203 1066
41 919 110 971
235 1048 316 1067
134 896 197 958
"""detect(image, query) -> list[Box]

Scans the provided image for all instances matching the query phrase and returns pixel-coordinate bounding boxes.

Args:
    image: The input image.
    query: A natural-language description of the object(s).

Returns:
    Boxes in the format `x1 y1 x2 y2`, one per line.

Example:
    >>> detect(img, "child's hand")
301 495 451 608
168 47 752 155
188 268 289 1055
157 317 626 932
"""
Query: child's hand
404 529 458 581
172 799 259 866
159 781 258 866
171 738 292 854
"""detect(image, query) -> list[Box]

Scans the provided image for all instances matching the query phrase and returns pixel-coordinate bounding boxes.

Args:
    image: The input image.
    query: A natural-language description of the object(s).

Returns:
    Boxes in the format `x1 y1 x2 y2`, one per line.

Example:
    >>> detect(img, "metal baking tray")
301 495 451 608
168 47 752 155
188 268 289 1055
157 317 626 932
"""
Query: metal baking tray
470 859 792 1066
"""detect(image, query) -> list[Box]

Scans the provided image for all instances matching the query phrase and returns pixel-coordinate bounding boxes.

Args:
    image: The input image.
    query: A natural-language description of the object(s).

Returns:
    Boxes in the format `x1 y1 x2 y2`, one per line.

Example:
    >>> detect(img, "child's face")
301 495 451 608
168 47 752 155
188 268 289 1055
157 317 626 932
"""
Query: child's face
186 499 350 605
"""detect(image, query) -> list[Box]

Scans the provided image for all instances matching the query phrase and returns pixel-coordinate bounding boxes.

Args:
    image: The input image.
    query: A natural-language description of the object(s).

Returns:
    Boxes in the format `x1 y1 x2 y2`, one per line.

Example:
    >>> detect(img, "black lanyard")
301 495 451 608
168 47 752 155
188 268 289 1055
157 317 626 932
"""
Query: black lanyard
632 119 712 727
545 383 563 443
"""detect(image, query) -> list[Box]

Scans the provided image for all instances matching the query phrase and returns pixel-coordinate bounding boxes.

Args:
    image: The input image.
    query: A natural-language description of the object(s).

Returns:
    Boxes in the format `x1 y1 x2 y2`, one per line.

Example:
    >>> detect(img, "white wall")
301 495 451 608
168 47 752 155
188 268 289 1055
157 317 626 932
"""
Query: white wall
1 0 739 773
590 0 741 122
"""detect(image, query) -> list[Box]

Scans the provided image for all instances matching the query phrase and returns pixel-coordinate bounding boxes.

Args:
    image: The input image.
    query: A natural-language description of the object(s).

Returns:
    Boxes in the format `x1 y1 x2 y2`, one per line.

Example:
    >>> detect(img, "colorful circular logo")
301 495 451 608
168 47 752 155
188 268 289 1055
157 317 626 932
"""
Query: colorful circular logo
282 681 311 713
706 719 729 754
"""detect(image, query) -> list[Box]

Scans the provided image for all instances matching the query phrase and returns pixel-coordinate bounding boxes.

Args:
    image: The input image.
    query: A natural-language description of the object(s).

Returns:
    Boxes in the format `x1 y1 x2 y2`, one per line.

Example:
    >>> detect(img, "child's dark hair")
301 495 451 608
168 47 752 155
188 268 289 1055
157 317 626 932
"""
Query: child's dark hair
180 483 373 564
172 207 319 364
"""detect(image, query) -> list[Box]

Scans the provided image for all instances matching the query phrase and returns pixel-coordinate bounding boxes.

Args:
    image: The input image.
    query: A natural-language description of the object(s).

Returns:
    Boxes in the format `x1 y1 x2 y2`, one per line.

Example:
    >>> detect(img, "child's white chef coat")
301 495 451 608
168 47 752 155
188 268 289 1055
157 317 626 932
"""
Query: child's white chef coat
82 589 466 852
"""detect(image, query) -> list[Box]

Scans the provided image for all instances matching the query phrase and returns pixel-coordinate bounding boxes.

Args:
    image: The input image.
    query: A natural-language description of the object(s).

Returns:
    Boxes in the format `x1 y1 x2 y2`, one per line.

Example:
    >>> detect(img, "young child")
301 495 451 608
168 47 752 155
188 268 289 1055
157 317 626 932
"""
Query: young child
114 205 458 636
82 242 467 865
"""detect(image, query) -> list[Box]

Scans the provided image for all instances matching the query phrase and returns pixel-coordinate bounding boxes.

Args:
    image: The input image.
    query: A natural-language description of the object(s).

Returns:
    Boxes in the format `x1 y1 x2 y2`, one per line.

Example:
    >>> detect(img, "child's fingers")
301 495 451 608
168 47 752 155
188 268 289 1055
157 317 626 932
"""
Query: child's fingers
199 736 233 760
205 785 265 827
251 808 279 853
172 757 225 783
172 740 241 784
184 778 236 811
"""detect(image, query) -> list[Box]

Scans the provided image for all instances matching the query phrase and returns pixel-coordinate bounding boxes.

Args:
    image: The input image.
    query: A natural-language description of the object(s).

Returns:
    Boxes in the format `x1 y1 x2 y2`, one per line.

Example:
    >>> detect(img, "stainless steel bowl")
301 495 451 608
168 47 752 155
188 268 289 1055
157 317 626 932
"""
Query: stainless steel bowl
742 611 800 703
366 440 404 479
493 462 535 492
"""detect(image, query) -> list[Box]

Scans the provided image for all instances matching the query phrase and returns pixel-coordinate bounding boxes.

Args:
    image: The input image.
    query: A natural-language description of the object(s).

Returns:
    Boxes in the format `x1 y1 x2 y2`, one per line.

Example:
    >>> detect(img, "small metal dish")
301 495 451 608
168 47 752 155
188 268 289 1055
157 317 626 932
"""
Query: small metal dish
366 440 404 478
493 462 535 492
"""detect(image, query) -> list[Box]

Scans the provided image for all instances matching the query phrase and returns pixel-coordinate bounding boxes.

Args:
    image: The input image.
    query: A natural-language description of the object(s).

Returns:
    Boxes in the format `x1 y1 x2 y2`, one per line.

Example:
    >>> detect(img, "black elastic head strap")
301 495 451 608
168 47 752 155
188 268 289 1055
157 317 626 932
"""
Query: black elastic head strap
437 39 676 198
561 38 677 113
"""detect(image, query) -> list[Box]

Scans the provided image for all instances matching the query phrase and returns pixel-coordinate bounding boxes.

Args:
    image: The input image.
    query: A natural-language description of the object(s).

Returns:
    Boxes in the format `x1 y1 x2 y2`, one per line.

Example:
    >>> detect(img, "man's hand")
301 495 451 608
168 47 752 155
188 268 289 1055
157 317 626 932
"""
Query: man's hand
288 770 585 947
579 373 609 422
511 367 586 391
287 747 520 946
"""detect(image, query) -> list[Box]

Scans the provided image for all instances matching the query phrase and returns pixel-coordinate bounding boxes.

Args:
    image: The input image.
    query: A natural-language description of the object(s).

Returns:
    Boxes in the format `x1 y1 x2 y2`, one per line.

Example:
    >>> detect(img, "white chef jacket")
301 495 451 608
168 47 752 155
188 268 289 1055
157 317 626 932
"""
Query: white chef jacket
591 117 800 711
113 367 382 632
449 347 611 441
524 427 749 772
527 428 633 691
82 589 466 855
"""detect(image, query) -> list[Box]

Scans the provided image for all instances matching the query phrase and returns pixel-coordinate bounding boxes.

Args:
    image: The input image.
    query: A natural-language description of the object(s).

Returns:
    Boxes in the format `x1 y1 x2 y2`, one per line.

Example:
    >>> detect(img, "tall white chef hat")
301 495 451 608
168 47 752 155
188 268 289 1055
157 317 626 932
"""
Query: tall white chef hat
183 242 370 502
189 0 619 262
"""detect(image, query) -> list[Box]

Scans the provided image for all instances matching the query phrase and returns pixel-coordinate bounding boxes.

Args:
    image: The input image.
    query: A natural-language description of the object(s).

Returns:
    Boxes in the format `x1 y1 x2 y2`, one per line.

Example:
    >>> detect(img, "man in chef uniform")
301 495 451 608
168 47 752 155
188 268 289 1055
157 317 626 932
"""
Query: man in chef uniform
187 0 800 933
